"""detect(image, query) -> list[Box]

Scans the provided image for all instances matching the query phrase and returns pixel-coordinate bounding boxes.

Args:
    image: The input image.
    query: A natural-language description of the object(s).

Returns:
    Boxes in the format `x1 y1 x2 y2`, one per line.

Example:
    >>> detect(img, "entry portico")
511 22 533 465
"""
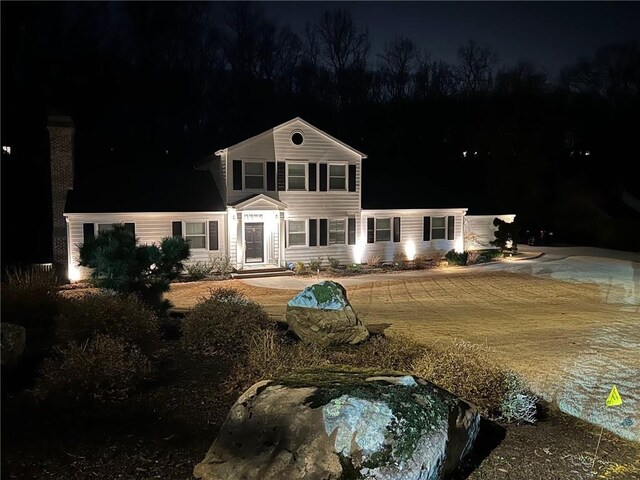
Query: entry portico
227 194 287 270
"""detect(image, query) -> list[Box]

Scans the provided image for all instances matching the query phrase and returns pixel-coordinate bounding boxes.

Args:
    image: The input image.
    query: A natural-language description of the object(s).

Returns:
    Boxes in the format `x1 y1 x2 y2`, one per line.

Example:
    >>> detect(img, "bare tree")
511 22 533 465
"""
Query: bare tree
378 36 420 100
315 9 370 76
456 39 498 94
495 61 548 95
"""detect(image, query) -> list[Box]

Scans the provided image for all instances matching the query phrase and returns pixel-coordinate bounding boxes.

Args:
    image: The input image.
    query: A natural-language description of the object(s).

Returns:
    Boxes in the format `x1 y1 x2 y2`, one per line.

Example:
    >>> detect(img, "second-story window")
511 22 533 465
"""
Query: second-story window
329 164 346 190
244 162 264 189
287 163 306 190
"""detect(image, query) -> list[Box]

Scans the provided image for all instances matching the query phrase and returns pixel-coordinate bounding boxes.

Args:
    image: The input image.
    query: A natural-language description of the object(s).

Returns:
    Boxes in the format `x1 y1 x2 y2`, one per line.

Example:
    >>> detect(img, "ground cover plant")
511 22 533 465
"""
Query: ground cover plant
2 283 639 479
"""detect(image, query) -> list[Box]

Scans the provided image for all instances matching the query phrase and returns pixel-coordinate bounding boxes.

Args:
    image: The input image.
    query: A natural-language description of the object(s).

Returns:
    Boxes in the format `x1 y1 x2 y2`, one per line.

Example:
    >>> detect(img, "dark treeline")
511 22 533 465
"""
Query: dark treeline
2 2 640 263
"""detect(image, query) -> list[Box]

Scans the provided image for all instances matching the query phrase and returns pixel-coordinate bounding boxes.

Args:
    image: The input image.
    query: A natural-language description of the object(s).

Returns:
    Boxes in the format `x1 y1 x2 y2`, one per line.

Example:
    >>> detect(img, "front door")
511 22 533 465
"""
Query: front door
244 222 264 263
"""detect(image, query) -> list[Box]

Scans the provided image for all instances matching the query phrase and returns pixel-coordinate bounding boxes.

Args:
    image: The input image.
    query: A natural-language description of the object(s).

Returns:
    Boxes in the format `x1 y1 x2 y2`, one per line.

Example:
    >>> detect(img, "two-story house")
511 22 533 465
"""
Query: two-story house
53 116 511 281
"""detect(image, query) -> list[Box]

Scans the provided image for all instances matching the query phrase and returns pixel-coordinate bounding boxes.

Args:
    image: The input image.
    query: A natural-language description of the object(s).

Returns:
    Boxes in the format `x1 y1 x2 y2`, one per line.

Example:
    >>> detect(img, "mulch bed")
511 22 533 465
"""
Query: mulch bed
3 338 639 480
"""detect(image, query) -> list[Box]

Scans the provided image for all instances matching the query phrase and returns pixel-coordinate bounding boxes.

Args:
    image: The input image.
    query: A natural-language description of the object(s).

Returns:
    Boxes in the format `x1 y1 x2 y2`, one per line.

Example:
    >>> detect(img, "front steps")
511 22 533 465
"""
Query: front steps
231 266 295 280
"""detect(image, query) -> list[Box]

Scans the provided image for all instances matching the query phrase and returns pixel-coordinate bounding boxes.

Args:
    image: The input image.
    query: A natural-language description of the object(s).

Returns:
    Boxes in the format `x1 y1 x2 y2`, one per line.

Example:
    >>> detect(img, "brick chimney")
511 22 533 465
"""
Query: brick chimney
48 115 75 279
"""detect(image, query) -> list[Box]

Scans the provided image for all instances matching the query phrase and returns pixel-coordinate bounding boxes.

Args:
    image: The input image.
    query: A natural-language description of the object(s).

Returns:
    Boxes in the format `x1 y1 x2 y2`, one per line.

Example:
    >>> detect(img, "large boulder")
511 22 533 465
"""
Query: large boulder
194 368 480 480
1 323 27 367
285 281 369 346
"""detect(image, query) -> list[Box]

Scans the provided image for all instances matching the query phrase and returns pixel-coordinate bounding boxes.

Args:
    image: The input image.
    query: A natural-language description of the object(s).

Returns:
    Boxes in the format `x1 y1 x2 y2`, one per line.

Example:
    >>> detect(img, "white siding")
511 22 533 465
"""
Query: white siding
464 214 516 250
225 131 276 205
284 217 361 266
361 209 467 263
66 212 227 281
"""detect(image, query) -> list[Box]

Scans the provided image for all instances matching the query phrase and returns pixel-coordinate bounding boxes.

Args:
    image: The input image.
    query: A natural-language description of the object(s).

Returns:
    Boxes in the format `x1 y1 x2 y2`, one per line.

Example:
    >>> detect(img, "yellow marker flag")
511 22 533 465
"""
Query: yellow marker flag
606 385 622 407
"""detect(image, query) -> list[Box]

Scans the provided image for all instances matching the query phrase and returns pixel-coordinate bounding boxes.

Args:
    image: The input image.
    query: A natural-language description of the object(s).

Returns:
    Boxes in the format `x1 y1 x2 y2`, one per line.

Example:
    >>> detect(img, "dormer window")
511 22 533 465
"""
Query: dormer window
244 161 265 190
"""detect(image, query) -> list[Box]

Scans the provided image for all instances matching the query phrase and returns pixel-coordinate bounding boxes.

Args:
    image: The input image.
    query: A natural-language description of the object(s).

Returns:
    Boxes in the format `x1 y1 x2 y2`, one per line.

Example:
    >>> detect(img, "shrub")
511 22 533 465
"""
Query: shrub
445 249 468 266
56 292 160 353
181 287 273 358
491 217 519 251
393 250 408 269
1 265 61 355
411 339 536 422
308 257 323 272
466 251 481 265
229 329 327 391
500 371 538 423
294 261 306 275
346 263 362 273
327 256 341 269
33 334 153 404
78 224 190 313
185 261 214 280
210 255 233 275
365 253 381 267
413 254 431 269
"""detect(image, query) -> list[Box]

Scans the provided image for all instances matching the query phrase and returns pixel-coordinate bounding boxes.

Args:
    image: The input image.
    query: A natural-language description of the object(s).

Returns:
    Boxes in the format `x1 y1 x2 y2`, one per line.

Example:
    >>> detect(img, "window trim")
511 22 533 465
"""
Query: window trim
243 160 266 191
286 162 308 191
329 218 346 245
185 221 207 250
375 217 392 243
328 163 347 191
287 219 307 248
431 216 447 240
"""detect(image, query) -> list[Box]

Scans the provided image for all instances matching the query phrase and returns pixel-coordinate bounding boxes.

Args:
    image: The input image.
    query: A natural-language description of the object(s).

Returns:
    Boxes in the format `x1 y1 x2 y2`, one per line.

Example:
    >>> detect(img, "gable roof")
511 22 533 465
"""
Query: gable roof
65 166 225 213
215 117 367 158
229 193 288 210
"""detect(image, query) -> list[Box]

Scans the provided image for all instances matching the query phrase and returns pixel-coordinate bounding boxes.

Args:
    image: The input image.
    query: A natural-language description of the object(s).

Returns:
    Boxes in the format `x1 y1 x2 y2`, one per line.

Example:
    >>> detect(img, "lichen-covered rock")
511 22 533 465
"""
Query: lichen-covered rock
1 323 26 367
194 368 480 480
285 281 369 346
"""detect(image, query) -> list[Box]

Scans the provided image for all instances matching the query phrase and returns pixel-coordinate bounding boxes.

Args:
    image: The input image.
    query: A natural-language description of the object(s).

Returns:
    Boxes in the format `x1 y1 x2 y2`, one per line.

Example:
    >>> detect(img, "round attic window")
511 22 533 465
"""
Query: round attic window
291 131 304 146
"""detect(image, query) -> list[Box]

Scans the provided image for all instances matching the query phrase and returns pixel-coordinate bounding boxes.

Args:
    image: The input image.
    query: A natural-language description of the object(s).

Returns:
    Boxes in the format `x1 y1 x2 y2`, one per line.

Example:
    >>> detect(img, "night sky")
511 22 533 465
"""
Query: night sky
263 1 640 79
2 1 640 266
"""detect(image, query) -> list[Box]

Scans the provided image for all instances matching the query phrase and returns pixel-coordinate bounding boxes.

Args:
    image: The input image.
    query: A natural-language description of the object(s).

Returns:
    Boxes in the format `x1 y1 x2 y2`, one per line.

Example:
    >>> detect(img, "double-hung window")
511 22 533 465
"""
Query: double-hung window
287 163 306 190
244 162 264 189
431 217 446 240
375 218 391 242
97 223 116 234
329 164 346 190
329 219 345 244
185 222 206 248
288 220 306 246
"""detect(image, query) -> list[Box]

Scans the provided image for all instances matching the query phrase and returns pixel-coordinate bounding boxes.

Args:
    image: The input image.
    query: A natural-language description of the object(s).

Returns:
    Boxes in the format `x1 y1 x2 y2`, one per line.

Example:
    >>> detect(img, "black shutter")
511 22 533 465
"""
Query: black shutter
367 218 375 243
277 162 286 191
393 217 401 242
319 163 327 191
447 216 455 240
266 162 276 191
124 223 135 237
232 160 242 190
348 164 356 192
83 223 95 243
319 219 328 246
423 217 431 241
348 217 356 245
208 221 219 250
284 221 288 248
309 219 318 246
172 221 183 238
308 163 317 191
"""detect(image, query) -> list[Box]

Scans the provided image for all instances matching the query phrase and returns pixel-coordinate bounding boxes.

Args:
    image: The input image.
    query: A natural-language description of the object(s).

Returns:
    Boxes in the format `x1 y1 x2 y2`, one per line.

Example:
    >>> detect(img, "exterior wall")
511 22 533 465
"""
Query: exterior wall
284 217 361 266
464 214 516 250
65 212 227 281
48 116 75 276
361 209 467 263
225 131 276 205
